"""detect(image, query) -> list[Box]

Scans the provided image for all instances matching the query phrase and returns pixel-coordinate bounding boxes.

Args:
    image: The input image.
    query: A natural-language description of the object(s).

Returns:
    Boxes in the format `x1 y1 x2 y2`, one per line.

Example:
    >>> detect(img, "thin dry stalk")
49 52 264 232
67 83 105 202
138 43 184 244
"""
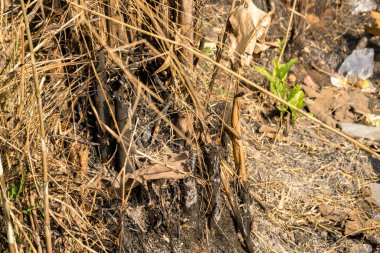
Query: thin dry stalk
0 155 17 253
18 23 25 116
279 0 298 63
20 1 52 252
29 194 43 253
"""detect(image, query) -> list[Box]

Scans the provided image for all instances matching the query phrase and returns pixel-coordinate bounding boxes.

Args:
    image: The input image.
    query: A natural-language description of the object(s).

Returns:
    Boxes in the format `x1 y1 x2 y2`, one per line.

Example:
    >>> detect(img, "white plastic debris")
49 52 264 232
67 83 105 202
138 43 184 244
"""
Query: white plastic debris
349 0 378 15
331 48 376 92
339 48 374 80
330 73 348 88
341 123 380 141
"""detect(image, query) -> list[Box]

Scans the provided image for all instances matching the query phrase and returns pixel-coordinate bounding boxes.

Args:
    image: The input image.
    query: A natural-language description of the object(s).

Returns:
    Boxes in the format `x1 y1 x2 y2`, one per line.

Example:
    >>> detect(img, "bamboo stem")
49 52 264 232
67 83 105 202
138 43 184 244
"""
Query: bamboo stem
231 73 247 182
178 0 194 71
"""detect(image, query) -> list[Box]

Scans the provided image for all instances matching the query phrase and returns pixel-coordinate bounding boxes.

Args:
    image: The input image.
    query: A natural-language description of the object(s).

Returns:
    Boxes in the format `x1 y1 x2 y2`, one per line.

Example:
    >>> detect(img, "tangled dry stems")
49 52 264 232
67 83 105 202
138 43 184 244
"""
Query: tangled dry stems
0 0 379 252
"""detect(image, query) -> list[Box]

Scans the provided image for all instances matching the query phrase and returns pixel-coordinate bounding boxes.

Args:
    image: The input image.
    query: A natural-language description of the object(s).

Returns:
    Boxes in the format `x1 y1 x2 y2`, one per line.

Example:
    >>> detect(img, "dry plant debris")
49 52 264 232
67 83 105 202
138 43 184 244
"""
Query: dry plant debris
0 0 379 252
227 0 274 68
303 75 371 127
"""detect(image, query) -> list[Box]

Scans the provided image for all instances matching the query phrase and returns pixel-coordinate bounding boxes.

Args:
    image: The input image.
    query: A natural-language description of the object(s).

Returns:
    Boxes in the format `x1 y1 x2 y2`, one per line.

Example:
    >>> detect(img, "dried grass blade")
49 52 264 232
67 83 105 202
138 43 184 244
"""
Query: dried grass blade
0 155 17 253
20 1 52 251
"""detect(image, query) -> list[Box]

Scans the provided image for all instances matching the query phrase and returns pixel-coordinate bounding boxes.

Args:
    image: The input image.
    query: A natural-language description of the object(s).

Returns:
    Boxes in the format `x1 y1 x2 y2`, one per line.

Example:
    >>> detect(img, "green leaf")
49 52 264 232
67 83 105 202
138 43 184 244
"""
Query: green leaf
271 80 287 99
277 39 286 54
255 66 276 83
256 55 305 124
204 47 213 55
23 205 36 215
8 183 16 201
276 104 288 114
287 85 306 121
277 58 298 80
273 58 280 78
15 171 25 201
288 86 305 107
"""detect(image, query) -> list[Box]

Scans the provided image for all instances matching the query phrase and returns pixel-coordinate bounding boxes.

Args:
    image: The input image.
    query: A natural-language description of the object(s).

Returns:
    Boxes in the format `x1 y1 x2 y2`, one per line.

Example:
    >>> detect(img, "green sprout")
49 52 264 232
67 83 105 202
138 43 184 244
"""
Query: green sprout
255 57 306 122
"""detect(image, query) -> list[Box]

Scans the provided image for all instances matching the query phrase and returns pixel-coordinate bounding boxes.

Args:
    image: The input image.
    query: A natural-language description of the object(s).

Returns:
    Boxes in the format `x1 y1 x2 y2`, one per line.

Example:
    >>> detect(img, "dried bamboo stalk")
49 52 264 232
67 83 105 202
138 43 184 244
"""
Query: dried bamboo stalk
231 91 247 182
178 0 194 71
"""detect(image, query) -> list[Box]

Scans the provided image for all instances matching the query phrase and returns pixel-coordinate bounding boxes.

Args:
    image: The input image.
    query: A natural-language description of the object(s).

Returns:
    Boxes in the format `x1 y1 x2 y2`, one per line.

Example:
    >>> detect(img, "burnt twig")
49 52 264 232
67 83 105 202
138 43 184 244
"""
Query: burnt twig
220 167 254 253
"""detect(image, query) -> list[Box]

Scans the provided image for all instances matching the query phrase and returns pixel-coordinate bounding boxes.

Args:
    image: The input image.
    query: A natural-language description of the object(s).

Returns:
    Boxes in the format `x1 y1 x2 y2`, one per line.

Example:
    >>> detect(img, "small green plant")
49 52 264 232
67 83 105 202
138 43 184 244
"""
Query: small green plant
277 38 286 54
255 57 306 122
23 205 36 215
8 172 25 202
204 46 214 55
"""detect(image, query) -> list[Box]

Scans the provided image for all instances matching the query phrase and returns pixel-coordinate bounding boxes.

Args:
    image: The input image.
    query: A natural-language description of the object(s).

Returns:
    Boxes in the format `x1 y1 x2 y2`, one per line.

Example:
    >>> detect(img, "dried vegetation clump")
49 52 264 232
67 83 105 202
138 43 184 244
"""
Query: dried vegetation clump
0 0 379 252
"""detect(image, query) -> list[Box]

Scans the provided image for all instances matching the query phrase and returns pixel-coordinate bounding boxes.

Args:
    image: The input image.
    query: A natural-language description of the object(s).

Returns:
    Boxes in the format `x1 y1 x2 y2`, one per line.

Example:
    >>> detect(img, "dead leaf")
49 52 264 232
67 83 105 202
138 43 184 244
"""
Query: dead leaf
345 214 364 236
319 205 332 216
68 142 88 179
302 76 321 98
305 14 320 25
304 87 337 127
227 1 273 68
258 124 287 141
176 111 194 141
366 183 380 207
153 56 171 76
304 80 371 127
79 147 88 179
371 12 380 27
326 213 344 223
365 12 380 35
114 152 191 191
319 205 347 224
259 124 278 134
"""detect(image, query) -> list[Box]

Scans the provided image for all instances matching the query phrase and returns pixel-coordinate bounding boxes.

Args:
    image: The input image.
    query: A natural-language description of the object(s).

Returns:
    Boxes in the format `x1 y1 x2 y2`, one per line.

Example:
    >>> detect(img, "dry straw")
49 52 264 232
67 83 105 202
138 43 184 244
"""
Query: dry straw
0 0 379 252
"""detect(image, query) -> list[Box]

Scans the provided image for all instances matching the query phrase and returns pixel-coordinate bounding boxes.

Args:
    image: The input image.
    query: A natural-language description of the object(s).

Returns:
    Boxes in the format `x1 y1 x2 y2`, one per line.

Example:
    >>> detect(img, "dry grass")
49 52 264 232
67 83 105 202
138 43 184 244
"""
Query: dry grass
0 0 379 252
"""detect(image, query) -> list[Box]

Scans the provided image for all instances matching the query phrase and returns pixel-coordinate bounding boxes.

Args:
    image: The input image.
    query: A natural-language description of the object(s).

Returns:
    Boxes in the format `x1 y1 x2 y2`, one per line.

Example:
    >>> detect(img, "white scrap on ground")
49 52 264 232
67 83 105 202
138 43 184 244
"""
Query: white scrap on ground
349 0 378 15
